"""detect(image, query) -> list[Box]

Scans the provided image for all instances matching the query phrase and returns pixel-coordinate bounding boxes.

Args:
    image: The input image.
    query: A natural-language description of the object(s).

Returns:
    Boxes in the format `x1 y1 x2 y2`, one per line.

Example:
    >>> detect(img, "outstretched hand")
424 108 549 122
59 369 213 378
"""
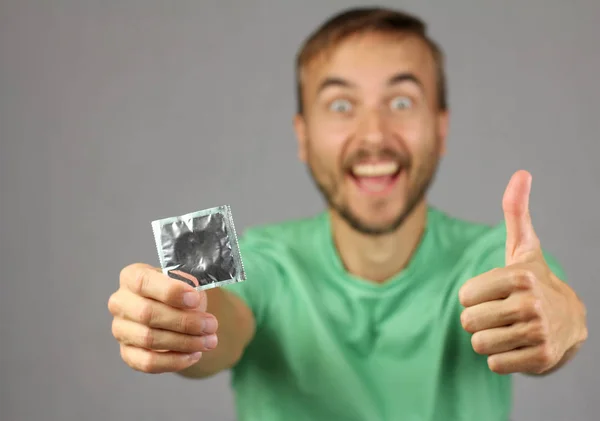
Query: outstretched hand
458 170 587 375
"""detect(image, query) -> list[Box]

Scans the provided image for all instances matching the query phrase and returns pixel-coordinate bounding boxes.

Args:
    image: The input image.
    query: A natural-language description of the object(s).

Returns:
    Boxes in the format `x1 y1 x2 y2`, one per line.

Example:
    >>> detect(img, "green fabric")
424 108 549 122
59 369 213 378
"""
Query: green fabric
222 206 566 421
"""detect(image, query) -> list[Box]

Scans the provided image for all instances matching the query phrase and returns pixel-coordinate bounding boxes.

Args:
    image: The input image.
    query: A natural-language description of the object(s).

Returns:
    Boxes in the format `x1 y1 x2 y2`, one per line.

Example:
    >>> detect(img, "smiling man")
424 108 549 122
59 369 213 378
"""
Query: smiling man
108 7 588 421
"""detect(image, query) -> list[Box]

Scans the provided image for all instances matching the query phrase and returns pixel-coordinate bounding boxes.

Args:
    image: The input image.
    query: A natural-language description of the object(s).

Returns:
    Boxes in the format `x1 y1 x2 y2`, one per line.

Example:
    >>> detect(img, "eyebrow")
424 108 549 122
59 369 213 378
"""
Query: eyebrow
316 72 424 96
387 72 424 91
316 77 355 94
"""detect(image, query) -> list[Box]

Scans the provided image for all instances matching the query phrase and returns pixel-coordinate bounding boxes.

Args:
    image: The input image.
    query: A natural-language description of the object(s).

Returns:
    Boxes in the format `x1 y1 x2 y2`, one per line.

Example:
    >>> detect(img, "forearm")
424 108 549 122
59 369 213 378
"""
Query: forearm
177 288 255 379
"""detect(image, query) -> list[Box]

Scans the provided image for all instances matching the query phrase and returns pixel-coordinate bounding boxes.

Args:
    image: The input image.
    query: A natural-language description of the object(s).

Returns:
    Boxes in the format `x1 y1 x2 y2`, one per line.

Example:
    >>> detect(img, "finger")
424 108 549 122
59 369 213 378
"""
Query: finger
459 266 538 308
487 344 556 375
502 170 541 265
120 344 203 374
459 269 517 307
460 292 541 333
461 300 512 333
110 289 218 335
470 322 545 355
112 318 218 353
120 264 207 310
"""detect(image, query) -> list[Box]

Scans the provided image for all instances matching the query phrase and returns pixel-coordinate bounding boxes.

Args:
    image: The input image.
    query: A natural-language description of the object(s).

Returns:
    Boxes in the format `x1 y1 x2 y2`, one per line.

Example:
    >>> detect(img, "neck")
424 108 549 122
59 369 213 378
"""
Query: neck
330 200 428 283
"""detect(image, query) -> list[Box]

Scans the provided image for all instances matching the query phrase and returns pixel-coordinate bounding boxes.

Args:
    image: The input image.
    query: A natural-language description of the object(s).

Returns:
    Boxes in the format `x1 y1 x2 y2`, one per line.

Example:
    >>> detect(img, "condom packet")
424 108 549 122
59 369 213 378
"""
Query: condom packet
151 205 246 291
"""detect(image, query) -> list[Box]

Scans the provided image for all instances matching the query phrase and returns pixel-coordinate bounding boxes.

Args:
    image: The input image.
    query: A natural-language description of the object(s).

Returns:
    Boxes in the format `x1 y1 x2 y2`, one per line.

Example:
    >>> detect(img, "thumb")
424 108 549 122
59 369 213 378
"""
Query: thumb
502 170 541 265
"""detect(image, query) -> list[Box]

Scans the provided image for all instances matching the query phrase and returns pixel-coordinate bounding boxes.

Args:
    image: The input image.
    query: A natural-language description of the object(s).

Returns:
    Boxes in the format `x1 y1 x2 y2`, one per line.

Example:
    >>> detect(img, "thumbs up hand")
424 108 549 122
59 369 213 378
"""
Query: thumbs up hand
458 170 587 375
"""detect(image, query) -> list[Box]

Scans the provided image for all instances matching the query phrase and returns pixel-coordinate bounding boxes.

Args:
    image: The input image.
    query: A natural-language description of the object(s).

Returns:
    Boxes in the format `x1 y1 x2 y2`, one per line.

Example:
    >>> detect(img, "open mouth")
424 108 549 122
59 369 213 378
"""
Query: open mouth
348 161 403 194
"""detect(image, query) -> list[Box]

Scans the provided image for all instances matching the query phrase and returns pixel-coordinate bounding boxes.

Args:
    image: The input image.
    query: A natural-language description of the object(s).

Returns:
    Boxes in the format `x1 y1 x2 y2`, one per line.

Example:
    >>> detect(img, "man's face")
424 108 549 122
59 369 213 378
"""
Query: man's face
294 32 449 235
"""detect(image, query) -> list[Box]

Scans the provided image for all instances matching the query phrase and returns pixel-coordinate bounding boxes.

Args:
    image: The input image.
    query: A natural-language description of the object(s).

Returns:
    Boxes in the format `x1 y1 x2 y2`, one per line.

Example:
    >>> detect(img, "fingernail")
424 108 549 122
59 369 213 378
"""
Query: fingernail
183 292 199 308
188 351 202 361
204 334 218 350
203 317 218 333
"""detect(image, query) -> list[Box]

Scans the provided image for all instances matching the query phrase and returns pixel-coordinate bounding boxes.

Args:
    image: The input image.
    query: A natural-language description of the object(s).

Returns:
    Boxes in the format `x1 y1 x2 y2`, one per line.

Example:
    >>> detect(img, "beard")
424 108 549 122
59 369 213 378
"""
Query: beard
306 139 441 236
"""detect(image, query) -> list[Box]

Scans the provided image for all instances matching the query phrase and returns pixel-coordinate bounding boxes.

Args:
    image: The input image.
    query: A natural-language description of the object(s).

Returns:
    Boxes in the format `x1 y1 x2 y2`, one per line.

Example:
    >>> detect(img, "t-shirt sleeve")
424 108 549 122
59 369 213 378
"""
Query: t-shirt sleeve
221 230 281 329
473 222 567 281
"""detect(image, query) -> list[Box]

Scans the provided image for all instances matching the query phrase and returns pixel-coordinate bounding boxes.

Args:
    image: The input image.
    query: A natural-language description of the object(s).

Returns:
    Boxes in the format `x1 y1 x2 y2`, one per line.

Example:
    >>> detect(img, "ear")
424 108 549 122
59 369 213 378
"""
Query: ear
437 109 449 157
293 113 308 162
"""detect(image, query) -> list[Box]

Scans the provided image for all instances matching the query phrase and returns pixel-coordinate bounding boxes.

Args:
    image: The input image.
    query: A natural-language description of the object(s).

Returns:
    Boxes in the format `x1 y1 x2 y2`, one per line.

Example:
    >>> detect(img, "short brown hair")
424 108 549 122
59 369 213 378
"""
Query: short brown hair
295 7 447 114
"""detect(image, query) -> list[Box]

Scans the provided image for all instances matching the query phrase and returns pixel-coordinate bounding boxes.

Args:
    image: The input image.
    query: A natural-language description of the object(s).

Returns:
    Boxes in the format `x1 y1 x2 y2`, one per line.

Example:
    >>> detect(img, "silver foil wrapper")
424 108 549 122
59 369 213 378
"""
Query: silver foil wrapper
151 205 246 291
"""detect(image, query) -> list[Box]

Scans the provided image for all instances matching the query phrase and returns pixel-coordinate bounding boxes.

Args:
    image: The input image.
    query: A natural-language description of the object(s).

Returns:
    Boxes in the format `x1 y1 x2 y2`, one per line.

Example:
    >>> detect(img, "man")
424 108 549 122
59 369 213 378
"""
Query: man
108 7 587 421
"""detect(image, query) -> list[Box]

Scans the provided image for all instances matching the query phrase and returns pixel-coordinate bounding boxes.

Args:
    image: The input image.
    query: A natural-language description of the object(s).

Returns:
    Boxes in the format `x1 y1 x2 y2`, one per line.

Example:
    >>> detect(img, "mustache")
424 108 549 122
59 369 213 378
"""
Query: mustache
342 148 411 171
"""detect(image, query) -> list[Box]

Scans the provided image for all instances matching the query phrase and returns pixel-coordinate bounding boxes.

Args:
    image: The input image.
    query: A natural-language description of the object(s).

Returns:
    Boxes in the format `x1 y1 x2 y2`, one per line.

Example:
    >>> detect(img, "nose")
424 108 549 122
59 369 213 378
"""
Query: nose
359 108 385 145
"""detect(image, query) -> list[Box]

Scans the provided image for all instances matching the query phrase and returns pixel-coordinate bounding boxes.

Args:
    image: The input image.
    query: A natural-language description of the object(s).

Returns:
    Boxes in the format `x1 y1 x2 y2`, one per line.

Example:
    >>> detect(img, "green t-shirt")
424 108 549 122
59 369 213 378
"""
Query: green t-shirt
222 206 565 421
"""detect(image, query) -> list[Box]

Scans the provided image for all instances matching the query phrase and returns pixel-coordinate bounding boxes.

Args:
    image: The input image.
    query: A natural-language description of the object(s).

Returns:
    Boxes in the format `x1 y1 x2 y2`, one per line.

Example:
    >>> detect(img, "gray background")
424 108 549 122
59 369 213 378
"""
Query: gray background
1 0 598 420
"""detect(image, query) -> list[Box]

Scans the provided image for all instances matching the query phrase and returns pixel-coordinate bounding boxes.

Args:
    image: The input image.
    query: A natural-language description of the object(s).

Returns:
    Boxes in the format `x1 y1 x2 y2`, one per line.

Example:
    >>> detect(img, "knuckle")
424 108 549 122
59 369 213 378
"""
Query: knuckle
175 334 192 352
111 319 123 341
107 293 121 316
517 294 540 320
121 263 143 287
529 297 544 318
138 351 158 373
137 302 155 326
121 345 152 372
141 326 156 349
537 345 555 367
177 313 194 333
164 283 181 304
506 299 522 321
119 345 132 365
119 266 130 287
133 267 150 295
513 269 536 290
526 321 546 343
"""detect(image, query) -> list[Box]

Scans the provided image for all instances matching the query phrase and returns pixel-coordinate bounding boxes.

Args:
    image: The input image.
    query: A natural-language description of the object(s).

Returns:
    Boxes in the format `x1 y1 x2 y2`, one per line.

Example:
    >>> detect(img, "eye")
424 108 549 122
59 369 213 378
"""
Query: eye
329 99 352 113
390 96 412 110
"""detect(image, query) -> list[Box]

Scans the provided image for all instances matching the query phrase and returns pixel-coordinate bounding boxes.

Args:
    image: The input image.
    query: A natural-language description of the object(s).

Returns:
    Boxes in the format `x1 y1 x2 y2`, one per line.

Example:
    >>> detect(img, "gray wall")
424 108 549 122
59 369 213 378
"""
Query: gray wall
1 1 598 420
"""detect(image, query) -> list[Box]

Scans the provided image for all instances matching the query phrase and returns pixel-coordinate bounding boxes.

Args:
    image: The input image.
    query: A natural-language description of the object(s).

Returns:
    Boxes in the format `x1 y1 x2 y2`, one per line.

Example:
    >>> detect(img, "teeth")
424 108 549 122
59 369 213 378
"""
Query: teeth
352 162 399 177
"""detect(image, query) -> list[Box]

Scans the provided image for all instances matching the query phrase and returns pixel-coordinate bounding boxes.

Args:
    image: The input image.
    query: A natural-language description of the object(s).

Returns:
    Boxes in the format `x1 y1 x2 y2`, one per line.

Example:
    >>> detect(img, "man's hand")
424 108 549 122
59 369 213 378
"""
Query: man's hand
108 264 219 374
458 170 587 375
